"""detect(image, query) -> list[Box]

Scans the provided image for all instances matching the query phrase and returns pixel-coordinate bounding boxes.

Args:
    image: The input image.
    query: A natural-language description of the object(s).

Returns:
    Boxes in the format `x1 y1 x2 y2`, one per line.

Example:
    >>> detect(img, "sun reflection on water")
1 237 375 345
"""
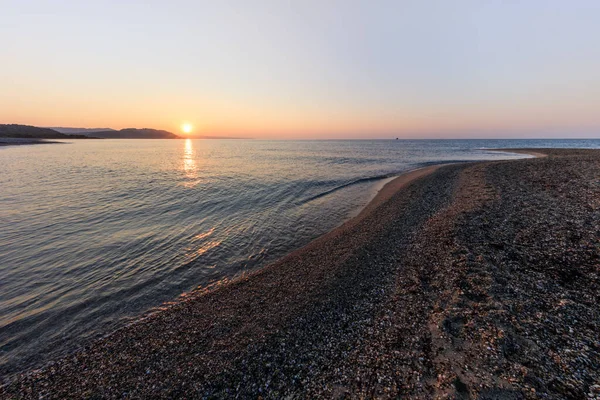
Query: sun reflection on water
182 138 201 187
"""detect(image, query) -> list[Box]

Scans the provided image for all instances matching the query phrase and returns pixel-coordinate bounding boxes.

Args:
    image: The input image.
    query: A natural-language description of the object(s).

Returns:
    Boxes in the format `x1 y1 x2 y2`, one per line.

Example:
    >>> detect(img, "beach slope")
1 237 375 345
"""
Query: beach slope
2 149 599 399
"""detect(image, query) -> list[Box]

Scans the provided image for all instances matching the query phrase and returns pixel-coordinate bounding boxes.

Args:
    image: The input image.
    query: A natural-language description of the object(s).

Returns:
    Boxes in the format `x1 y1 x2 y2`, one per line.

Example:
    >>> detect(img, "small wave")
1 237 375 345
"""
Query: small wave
298 174 394 205
297 160 476 206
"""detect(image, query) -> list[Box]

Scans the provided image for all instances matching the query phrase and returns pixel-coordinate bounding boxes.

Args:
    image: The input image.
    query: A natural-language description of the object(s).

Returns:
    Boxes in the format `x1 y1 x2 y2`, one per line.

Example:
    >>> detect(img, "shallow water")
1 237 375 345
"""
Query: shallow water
1 138 598 375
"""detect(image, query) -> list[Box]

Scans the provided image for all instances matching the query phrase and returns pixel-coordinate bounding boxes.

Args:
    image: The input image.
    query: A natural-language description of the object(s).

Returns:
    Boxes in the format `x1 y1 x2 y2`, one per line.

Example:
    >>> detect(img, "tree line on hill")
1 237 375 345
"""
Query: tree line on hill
0 124 181 139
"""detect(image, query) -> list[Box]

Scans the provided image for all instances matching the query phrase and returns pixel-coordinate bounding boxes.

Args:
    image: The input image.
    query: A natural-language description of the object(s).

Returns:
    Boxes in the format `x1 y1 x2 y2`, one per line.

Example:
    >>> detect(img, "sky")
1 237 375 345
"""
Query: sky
1 0 599 139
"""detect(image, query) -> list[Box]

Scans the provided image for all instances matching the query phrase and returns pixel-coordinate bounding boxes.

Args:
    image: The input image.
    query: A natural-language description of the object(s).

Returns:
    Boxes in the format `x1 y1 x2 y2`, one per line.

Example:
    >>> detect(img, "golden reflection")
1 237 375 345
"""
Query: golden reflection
193 228 215 241
184 239 222 262
182 138 201 187
183 227 220 261
191 240 221 258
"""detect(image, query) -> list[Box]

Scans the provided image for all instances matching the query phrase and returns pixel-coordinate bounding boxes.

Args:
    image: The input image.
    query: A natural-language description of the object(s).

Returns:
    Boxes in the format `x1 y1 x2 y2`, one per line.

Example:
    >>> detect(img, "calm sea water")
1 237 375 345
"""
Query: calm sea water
1 138 599 376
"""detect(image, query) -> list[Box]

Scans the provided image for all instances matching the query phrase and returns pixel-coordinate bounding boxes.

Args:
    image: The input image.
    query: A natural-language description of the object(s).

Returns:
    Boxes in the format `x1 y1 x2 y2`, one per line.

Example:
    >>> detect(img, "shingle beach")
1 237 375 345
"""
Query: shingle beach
2 149 599 399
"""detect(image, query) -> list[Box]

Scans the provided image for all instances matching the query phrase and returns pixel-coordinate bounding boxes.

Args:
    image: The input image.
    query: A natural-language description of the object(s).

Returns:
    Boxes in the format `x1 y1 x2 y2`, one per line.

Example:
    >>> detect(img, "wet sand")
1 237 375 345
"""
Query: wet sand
487 148 549 159
2 149 599 399
356 165 442 223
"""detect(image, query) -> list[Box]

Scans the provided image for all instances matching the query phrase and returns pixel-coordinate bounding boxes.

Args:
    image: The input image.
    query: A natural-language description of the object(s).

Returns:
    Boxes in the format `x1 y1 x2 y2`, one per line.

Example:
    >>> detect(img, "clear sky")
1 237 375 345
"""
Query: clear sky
1 1 599 138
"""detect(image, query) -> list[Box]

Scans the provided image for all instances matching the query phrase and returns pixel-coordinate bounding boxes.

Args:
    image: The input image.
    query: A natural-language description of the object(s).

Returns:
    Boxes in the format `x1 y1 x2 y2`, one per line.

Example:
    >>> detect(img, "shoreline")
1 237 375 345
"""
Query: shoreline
354 165 443 223
485 148 549 158
2 156 459 389
0 161 447 382
355 146 546 228
351 147 541 226
116 165 449 331
0 154 514 379
126 164 455 317
3 149 599 398
0 139 62 147
0 153 531 379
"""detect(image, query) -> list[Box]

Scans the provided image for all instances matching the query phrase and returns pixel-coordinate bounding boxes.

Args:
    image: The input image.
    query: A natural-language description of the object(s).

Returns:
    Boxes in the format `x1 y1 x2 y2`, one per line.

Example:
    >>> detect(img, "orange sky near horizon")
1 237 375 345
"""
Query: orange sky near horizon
3 89 598 139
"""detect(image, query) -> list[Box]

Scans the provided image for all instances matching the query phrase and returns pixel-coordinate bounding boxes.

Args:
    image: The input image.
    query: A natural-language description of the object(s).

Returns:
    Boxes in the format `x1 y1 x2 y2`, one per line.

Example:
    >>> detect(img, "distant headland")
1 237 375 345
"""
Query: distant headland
0 124 247 141
0 124 93 140
0 124 181 140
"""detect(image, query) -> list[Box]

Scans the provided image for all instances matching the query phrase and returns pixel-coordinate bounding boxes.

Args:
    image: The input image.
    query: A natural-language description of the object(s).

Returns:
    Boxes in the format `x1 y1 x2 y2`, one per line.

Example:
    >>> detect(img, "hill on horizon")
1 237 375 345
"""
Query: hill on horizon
0 124 90 139
91 128 180 139
1 124 246 140
50 127 116 135
0 125 181 139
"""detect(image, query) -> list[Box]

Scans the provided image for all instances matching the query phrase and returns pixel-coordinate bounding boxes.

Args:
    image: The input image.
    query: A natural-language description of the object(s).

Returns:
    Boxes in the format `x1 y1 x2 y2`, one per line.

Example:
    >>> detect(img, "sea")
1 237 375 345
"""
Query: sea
1 138 599 376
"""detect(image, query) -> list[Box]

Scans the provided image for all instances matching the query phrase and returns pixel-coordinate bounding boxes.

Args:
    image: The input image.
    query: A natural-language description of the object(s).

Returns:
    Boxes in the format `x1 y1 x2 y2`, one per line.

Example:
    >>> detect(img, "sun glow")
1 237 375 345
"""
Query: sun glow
182 138 200 188
182 123 193 134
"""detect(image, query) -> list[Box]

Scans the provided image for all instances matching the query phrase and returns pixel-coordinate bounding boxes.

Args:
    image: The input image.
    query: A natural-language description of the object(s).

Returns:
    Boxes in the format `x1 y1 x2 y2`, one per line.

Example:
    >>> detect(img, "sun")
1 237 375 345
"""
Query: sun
181 123 193 134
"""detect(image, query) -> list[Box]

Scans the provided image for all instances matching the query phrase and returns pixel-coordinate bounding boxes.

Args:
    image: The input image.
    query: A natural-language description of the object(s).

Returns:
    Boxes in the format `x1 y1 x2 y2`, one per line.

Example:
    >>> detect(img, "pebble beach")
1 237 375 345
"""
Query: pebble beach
2 149 599 399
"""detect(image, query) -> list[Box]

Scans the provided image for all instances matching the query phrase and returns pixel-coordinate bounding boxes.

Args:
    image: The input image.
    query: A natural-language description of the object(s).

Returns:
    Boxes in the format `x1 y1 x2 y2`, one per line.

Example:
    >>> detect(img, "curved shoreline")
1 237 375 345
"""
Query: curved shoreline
3 149 560 397
3 155 463 393
164 165 446 304
1 155 524 380
485 148 549 158
354 165 443 223
0 162 447 383
143 164 449 312
355 147 545 228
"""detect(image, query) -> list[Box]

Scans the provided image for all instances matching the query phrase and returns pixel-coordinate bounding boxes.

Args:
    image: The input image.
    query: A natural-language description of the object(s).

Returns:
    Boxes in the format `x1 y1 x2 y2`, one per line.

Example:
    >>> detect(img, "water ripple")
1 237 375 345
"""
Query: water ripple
1 138 597 376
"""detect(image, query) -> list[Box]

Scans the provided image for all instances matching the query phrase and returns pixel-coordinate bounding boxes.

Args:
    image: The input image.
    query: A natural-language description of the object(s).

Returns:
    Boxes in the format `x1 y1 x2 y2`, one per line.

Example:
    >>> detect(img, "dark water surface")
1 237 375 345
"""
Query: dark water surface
1 139 598 375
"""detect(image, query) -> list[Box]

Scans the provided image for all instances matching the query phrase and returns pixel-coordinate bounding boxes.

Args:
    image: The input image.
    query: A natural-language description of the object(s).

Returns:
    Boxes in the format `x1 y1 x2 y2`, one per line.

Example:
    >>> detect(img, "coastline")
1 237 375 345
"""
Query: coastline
0 162 448 381
2 158 458 389
356 146 544 227
485 148 549 158
353 165 443 224
3 149 599 398
114 165 451 331
0 138 62 147
132 165 448 317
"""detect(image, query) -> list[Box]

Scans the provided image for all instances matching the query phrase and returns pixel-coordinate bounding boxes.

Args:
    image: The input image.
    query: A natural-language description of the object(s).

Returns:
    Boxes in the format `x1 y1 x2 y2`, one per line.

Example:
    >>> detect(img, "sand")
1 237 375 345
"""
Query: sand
2 149 599 399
